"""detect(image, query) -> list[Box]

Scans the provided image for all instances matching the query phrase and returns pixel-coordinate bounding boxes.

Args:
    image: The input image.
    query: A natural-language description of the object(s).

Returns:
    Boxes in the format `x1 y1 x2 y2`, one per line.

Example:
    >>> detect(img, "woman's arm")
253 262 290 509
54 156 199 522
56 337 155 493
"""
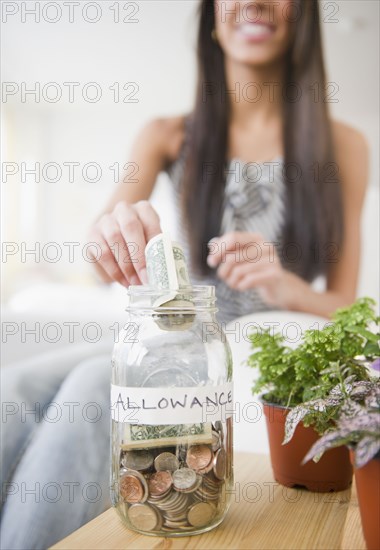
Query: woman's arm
287 121 369 317
88 116 185 286
207 121 369 319
102 117 185 212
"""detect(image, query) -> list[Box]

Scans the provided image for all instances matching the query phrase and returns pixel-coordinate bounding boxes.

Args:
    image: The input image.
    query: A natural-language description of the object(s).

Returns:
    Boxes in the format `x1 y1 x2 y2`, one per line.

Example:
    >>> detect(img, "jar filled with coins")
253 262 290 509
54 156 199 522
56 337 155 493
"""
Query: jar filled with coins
111 283 233 537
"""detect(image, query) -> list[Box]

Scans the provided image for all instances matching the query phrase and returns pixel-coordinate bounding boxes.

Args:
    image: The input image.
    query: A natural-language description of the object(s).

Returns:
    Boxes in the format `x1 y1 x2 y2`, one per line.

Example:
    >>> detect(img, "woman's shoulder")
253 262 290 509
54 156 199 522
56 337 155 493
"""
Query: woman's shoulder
331 120 368 162
137 115 188 165
331 119 369 195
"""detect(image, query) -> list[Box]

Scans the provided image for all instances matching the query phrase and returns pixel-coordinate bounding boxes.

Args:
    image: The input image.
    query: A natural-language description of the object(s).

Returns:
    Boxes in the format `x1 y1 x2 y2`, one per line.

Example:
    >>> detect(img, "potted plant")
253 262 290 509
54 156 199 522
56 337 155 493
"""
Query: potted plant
247 297 379 492
293 372 380 550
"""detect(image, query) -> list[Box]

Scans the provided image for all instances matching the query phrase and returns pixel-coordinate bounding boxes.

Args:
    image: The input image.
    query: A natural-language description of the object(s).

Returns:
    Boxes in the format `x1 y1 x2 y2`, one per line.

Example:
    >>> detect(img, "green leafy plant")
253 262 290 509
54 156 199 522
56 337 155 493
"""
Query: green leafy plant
299 377 380 468
247 297 379 434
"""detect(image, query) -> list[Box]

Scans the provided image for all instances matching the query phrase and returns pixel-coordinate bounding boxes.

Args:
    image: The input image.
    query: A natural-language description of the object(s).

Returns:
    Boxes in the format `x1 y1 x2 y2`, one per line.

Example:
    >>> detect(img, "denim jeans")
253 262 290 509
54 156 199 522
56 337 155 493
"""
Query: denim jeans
1 351 111 550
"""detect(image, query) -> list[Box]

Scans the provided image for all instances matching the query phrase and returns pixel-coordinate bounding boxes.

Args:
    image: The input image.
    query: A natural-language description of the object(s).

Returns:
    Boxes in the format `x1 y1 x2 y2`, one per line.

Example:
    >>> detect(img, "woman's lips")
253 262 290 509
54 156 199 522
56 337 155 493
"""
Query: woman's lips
237 22 275 43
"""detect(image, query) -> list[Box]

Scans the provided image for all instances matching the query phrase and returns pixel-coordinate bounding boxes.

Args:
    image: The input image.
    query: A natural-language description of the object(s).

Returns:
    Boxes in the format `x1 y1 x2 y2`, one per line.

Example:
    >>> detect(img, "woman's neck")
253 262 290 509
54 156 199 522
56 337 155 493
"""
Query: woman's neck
225 58 285 126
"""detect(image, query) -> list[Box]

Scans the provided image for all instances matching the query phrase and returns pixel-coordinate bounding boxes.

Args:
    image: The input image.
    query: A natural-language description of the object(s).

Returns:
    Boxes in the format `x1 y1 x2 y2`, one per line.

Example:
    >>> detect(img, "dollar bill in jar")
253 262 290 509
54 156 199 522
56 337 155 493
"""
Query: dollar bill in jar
121 422 213 450
145 233 195 330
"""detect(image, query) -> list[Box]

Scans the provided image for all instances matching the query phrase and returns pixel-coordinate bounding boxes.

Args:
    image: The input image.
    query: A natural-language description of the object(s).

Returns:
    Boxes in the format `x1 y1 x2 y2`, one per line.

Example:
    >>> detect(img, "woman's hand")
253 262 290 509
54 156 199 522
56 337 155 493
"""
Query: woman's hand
88 200 162 287
207 231 306 309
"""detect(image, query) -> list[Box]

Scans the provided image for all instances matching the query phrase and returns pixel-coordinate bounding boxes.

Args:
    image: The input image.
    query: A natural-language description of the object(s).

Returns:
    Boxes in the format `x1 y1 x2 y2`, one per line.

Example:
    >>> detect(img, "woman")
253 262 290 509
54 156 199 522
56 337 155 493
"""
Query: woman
89 0 368 322
1 1 368 548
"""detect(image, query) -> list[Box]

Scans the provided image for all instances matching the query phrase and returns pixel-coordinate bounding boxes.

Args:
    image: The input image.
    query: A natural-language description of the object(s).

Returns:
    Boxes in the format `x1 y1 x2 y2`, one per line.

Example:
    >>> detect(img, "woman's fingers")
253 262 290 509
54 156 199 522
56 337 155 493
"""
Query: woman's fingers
90 229 129 286
89 201 162 286
235 269 278 291
222 259 272 290
210 229 282 291
216 244 277 285
133 201 162 283
224 261 261 289
113 202 147 284
91 255 118 284
207 231 265 268
134 200 162 242
101 212 138 285
216 246 267 280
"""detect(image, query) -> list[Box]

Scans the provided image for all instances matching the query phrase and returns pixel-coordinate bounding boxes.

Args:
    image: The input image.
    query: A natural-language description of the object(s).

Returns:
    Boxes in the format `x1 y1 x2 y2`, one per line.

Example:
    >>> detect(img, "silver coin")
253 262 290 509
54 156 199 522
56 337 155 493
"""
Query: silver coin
213 448 226 480
211 431 221 452
172 468 197 490
154 452 179 472
187 502 215 527
175 474 202 494
121 450 154 471
214 421 224 439
128 503 159 531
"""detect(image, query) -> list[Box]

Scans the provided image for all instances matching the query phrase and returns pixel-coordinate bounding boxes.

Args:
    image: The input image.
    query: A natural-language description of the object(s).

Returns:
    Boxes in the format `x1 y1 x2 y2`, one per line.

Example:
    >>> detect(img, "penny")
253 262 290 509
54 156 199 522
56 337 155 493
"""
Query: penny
198 456 215 475
120 469 148 503
148 471 173 496
122 450 154 471
213 448 226 480
154 452 179 472
118 437 229 534
187 502 215 527
128 503 159 531
186 445 212 471
172 468 197 490
120 473 144 504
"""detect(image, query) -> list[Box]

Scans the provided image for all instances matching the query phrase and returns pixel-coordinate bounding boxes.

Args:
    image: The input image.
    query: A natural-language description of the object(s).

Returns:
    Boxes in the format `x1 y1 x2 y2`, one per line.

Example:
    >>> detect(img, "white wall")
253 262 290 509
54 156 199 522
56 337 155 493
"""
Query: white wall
1 0 379 308
2 1 198 294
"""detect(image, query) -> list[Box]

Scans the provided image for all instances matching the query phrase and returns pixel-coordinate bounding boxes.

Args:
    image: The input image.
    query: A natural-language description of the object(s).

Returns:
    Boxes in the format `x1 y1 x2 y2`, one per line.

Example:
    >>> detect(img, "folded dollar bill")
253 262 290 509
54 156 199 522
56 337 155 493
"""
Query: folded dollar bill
145 233 191 307
145 234 195 330
121 422 212 450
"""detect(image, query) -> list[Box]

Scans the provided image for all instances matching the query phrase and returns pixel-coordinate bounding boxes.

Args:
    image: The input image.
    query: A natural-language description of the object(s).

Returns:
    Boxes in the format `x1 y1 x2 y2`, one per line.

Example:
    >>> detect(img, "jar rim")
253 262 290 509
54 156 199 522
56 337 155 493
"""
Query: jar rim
127 285 215 298
125 285 217 313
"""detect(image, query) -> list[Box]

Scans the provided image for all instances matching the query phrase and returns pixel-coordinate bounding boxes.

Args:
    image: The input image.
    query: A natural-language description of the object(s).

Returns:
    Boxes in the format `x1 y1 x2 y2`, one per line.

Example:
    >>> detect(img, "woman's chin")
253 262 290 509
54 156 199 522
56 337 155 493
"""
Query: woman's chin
228 49 284 68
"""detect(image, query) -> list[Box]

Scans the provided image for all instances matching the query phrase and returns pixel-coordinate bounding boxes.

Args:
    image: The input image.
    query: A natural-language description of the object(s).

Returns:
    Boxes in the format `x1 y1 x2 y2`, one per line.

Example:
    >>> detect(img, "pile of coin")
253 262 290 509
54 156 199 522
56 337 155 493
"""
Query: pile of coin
117 422 230 534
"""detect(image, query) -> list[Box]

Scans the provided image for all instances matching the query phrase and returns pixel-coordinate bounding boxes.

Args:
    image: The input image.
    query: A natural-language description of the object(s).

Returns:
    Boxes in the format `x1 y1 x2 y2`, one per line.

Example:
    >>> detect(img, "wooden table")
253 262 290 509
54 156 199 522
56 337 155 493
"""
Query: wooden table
51 453 365 550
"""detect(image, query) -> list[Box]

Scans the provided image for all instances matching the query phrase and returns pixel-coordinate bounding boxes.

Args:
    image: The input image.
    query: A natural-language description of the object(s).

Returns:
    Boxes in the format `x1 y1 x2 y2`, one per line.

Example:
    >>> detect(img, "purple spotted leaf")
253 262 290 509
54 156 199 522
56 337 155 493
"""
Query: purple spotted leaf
351 382 375 399
283 406 309 445
355 436 380 468
303 431 348 464
339 412 379 432
330 383 344 397
371 358 380 372
340 400 363 418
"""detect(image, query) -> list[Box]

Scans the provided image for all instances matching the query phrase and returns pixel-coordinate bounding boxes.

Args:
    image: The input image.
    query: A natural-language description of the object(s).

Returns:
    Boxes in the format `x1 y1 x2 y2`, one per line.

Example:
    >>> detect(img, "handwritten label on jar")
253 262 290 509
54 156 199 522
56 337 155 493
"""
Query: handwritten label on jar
111 383 234 425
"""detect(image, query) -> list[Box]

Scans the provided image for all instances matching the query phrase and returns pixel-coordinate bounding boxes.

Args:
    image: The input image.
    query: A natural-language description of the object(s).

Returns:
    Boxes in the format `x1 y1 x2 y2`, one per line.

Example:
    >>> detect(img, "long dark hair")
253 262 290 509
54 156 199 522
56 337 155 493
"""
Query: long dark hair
182 0 343 281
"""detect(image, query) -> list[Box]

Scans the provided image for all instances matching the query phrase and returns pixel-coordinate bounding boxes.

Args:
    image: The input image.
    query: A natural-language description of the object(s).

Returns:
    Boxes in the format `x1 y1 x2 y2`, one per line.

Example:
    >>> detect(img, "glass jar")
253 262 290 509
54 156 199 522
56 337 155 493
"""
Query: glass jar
111 285 233 536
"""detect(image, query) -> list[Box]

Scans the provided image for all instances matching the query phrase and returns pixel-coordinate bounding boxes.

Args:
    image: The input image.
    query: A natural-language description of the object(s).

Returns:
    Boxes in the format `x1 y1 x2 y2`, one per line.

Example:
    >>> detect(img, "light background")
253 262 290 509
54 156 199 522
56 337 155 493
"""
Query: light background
1 0 380 459
2 0 380 292
1 1 379 366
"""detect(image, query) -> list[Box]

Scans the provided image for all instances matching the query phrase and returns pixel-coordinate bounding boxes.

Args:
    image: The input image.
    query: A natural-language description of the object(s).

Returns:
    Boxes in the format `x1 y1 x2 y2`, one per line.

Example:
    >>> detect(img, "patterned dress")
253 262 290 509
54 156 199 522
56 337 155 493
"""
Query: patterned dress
167 144 286 324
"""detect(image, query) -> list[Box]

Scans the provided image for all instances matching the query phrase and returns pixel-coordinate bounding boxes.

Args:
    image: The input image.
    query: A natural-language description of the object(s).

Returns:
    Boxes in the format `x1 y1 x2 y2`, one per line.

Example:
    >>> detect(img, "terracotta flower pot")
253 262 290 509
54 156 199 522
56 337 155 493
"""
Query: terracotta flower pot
350 450 380 550
263 402 353 492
